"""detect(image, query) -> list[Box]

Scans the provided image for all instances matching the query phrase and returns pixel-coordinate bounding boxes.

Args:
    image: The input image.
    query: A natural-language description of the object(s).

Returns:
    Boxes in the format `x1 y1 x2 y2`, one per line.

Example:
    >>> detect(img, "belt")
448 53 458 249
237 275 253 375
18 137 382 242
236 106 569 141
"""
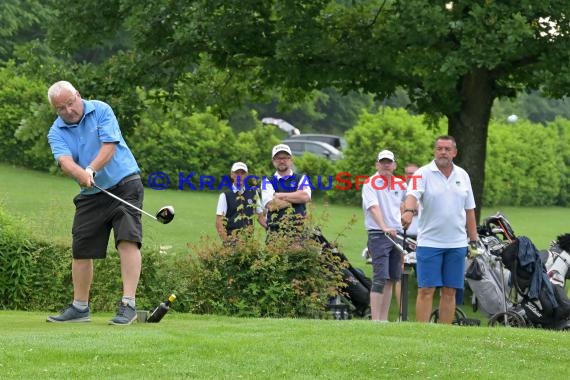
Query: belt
367 229 385 234
107 174 141 191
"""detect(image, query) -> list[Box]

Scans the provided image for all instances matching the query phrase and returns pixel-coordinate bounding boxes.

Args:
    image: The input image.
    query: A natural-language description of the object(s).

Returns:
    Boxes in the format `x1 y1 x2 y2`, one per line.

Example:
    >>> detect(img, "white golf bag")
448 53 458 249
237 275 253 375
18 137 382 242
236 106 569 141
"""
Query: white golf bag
465 235 513 317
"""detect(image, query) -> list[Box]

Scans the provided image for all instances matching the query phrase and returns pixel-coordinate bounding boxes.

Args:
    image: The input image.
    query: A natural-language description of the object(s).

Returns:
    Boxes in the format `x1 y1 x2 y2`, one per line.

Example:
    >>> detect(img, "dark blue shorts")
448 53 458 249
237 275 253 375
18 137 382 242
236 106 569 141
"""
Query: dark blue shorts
416 246 467 289
72 179 144 259
367 232 402 282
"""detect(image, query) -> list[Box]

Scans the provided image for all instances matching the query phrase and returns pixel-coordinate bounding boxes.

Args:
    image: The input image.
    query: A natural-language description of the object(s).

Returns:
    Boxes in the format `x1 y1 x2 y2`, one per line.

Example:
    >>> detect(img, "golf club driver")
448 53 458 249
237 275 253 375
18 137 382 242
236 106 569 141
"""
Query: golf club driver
93 183 175 224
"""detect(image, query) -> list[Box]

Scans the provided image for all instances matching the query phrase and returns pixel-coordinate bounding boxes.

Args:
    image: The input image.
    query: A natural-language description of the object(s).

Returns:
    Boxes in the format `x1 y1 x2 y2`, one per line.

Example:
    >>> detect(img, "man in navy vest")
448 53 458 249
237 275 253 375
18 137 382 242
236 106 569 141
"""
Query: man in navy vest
216 162 266 243
261 144 312 240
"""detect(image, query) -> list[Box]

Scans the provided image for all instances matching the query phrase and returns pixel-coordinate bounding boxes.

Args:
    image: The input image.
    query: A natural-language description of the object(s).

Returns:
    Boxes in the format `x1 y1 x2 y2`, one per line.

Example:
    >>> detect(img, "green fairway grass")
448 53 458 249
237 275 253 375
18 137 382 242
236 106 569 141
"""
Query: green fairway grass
0 310 569 379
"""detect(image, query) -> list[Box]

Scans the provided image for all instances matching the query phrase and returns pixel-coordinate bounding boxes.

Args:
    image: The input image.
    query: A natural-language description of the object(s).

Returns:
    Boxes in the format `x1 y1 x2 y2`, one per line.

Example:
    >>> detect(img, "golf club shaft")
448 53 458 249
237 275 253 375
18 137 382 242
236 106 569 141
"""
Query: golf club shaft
93 184 157 221
384 232 406 255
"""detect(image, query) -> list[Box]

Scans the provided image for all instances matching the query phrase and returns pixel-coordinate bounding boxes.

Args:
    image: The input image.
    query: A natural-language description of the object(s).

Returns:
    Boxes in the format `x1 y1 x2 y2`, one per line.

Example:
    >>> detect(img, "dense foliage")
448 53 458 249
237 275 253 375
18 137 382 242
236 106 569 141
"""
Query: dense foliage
0 207 344 318
172 231 343 318
0 65 50 170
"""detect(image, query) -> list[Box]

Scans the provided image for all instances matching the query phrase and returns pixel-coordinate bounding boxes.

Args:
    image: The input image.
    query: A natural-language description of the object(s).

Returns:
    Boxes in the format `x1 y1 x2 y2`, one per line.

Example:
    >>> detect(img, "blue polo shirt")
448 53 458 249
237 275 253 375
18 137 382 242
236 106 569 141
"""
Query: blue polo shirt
47 99 140 194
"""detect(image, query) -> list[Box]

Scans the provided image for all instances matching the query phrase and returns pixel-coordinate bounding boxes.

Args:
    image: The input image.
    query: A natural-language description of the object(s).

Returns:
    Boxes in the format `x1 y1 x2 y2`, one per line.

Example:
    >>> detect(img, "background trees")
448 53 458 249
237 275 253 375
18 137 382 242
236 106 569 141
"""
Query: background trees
0 1 569 211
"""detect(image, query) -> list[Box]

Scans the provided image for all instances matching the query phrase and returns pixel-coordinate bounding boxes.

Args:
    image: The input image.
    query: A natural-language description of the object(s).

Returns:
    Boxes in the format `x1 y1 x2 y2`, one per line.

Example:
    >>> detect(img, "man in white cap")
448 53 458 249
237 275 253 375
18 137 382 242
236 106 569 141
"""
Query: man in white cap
261 144 312 239
362 149 406 322
216 161 266 242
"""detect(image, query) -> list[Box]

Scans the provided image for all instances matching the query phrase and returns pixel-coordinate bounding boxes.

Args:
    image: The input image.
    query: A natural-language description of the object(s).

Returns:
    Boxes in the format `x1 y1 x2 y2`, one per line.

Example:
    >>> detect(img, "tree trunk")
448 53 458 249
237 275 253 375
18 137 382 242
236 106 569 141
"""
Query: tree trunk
448 68 495 223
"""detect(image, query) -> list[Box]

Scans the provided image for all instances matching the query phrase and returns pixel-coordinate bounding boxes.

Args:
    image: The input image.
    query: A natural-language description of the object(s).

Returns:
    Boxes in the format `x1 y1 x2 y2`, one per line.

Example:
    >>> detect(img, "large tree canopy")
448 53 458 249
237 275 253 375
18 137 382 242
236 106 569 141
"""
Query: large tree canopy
47 0 570 220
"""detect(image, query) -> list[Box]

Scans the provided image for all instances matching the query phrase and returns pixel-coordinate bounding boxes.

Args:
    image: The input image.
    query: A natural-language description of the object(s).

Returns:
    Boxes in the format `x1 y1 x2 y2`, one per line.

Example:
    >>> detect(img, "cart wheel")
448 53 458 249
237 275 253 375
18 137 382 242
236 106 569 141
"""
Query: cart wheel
560 323 570 331
430 307 467 324
488 311 527 327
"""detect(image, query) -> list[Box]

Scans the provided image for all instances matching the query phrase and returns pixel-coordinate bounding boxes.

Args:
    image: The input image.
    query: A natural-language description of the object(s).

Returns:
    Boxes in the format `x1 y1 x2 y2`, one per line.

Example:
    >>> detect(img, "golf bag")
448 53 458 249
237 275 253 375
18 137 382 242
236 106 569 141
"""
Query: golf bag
312 228 371 318
542 234 570 287
500 236 570 328
473 213 570 329
465 235 513 317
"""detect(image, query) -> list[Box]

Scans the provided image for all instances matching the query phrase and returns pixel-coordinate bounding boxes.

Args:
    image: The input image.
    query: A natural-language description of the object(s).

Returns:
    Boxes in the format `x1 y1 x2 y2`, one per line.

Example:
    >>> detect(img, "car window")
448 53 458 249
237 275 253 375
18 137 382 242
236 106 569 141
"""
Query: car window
285 141 303 153
282 139 343 161
306 143 327 155
288 134 344 150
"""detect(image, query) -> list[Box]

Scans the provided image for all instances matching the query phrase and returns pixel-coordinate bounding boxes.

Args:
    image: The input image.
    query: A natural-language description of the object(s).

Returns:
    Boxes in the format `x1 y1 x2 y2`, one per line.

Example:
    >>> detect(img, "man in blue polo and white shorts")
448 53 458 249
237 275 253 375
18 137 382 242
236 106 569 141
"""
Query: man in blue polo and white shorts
401 136 478 324
46 80 143 325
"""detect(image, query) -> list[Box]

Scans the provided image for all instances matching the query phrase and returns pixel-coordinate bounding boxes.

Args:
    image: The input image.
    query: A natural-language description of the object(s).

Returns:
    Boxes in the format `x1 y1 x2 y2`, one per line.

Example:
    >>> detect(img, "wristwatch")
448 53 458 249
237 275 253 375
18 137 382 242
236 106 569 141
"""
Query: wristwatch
86 165 97 177
469 240 477 248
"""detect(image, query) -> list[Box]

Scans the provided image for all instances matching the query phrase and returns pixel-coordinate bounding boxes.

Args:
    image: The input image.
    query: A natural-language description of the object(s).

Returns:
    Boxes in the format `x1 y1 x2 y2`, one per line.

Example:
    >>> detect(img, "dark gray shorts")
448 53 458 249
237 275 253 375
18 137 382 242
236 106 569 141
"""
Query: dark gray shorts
367 231 402 282
71 179 144 259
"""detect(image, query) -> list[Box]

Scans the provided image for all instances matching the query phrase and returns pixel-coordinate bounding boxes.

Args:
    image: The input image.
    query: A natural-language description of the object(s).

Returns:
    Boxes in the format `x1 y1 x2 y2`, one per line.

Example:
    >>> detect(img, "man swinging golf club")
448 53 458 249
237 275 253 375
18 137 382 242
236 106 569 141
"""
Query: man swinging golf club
46 80 144 325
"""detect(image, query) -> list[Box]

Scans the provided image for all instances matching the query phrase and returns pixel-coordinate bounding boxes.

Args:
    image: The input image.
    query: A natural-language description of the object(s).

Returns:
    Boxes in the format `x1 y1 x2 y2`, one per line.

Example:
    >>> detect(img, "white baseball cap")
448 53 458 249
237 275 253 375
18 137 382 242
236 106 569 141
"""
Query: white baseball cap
272 144 292 158
377 150 395 162
231 162 248 172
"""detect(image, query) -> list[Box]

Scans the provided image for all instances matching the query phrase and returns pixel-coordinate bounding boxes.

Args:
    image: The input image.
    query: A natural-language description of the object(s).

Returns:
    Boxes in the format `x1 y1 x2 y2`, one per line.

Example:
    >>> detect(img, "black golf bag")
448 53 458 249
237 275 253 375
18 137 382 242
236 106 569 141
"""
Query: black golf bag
500 236 570 329
312 228 371 318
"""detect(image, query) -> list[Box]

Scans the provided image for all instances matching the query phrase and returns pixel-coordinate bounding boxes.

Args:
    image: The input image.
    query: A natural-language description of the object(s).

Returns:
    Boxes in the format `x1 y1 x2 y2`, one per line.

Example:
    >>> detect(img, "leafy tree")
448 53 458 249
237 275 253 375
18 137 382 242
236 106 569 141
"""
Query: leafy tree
43 1 570 219
232 120 282 176
0 0 49 61
0 63 50 168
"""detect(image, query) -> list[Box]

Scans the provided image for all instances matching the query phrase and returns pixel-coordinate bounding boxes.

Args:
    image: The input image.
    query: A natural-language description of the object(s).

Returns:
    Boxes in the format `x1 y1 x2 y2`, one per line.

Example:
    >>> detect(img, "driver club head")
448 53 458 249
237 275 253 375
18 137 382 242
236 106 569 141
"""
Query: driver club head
156 205 175 224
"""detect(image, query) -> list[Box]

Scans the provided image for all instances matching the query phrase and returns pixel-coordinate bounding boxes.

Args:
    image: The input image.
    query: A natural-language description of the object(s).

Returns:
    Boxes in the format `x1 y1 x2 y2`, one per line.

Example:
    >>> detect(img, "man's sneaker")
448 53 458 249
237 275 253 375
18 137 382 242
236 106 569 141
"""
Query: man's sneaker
46 304 90 323
109 302 137 325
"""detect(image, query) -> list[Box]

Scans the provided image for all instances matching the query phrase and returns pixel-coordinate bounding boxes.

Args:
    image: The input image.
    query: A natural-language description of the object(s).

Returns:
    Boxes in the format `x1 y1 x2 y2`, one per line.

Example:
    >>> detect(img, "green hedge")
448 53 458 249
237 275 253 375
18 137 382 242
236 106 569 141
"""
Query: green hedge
0 207 344 318
173 231 343 318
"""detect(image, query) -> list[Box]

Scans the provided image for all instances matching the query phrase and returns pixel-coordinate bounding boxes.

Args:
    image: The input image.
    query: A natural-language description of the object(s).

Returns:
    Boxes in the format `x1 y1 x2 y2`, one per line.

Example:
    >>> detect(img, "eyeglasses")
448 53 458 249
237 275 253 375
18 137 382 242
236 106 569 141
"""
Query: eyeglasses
273 156 291 161
55 95 77 113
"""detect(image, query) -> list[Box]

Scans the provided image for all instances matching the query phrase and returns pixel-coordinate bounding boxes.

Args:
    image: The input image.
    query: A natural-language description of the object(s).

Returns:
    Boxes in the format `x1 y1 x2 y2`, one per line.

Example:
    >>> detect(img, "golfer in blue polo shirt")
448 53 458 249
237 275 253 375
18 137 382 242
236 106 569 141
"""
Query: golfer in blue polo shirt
46 80 143 325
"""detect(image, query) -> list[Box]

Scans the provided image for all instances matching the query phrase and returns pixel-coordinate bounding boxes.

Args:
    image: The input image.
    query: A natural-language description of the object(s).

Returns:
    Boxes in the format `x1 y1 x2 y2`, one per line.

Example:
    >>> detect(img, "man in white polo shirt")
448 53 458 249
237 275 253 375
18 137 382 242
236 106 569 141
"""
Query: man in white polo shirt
362 149 406 322
401 135 478 324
